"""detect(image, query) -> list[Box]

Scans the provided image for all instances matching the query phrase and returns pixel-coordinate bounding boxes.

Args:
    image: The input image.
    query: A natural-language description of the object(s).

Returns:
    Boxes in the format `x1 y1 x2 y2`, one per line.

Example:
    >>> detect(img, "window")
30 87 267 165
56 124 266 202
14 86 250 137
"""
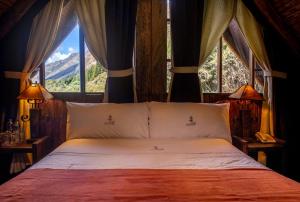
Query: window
85 43 107 92
200 37 263 93
198 46 218 93
165 2 261 94
34 24 107 94
222 39 250 93
30 69 40 84
45 25 80 92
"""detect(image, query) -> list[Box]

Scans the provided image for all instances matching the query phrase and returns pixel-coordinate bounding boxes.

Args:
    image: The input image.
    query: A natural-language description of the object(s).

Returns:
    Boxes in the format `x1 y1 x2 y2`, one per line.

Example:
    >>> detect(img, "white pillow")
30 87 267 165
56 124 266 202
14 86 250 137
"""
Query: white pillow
148 102 231 142
66 102 149 139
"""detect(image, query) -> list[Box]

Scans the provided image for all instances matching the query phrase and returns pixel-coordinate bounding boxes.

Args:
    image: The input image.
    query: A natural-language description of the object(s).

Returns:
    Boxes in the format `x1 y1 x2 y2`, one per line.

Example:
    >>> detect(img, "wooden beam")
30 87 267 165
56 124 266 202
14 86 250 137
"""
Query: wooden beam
135 0 167 101
253 0 300 54
0 0 37 40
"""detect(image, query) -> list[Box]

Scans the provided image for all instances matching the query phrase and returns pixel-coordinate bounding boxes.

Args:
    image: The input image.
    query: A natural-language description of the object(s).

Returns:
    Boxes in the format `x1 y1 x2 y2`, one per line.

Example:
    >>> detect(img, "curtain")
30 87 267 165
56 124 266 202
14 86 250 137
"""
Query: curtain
47 0 77 59
223 20 249 67
167 0 204 102
76 0 107 68
20 0 64 138
223 20 264 86
235 0 274 136
199 0 235 66
198 0 274 136
105 0 137 103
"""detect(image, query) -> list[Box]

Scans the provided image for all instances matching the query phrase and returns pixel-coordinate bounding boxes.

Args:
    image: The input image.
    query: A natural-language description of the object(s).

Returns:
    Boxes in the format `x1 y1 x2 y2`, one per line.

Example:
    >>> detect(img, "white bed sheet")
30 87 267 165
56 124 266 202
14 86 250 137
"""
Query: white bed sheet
31 138 266 170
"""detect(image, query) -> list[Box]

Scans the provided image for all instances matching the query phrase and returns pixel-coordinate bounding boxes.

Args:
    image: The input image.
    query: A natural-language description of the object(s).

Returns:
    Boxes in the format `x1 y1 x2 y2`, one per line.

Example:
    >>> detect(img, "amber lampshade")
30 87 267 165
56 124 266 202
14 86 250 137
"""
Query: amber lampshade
229 84 264 101
17 82 53 108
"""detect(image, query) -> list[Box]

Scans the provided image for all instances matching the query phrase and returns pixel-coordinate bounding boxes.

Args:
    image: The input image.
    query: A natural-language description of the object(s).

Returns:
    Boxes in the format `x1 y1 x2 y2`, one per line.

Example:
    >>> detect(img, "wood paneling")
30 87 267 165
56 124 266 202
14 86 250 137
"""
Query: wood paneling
136 0 152 101
39 100 67 151
151 0 167 101
136 0 167 102
39 93 262 151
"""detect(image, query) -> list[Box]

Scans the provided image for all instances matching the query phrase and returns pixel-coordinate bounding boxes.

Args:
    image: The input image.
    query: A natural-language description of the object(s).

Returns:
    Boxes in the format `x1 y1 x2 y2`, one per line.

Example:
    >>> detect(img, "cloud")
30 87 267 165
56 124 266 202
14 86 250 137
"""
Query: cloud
46 52 71 64
46 47 77 64
68 47 76 53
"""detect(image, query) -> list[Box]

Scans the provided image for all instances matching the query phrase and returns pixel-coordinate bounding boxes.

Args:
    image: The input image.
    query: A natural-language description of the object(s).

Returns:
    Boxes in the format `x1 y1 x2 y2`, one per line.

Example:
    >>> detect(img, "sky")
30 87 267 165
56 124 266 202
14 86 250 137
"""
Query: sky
46 24 79 64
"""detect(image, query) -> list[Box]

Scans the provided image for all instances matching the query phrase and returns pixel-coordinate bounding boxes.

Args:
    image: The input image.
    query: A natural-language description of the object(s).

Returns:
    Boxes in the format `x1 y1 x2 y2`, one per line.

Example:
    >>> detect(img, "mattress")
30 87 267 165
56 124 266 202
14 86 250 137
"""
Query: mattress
2 138 300 201
31 138 265 170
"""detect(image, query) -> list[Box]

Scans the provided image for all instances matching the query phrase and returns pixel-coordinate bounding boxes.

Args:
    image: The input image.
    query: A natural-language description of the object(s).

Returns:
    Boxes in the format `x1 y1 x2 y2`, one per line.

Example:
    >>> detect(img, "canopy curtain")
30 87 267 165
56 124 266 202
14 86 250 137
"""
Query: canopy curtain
200 0 274 136
167 0 204 102
105 0 137 103
20 0 64 138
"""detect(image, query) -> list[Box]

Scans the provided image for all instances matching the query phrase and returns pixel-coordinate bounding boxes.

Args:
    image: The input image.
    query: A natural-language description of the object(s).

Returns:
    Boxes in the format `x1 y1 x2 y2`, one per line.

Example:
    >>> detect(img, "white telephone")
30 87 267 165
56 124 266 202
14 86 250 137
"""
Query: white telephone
255 132 276 143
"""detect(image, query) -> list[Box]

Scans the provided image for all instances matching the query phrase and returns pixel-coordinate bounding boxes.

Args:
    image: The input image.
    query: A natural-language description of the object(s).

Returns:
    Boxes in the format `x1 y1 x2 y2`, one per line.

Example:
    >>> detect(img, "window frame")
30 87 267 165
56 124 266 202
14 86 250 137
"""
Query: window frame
165 1 259 94
35 26 105 101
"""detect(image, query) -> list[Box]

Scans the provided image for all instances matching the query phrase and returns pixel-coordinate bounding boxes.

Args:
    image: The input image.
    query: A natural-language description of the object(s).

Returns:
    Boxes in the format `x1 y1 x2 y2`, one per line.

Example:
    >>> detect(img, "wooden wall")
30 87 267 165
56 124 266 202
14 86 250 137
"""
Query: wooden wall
136 0 167 101
39 93 262 151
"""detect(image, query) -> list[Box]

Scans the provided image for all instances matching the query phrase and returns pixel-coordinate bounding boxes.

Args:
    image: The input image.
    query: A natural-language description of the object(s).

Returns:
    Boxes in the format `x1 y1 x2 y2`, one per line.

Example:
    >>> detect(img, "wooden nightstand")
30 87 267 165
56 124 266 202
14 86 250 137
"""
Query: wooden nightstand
232 135 286 173
0 136 49 184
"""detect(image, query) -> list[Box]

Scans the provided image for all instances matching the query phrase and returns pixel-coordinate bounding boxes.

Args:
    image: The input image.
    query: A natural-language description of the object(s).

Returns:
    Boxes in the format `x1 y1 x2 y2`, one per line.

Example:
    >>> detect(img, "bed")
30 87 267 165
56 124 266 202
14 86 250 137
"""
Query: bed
0 102 299 201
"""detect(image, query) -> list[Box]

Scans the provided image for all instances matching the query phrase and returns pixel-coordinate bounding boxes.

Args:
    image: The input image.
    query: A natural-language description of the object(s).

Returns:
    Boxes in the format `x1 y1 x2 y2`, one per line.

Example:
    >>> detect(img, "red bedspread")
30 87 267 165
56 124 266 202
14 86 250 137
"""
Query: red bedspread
0 169 299 201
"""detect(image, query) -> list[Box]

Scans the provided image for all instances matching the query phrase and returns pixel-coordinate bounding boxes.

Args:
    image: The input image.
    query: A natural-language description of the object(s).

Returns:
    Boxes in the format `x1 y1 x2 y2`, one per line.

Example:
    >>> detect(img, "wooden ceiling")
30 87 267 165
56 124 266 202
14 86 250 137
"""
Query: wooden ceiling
0 0 37 40
0 0 17 16
0 0 300 53
252 0 300 54
272 0 300 42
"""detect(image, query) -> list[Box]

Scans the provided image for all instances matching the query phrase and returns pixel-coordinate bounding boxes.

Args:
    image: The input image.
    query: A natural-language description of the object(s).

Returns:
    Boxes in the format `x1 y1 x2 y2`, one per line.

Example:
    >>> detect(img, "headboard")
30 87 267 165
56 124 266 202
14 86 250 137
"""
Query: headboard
39 93 261 151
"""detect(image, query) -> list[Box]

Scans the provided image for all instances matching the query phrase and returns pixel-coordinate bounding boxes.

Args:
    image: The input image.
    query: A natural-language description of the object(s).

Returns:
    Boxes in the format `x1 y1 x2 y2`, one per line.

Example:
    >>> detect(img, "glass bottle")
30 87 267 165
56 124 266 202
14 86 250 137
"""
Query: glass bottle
6 119 13 133
13 120 20 143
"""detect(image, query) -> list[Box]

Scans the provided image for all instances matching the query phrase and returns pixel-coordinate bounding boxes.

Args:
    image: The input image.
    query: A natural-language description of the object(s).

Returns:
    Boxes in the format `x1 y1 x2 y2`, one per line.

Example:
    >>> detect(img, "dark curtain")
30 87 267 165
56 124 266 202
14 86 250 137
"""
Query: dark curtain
105 0 137 103
169 0 204 102
242 0 300 182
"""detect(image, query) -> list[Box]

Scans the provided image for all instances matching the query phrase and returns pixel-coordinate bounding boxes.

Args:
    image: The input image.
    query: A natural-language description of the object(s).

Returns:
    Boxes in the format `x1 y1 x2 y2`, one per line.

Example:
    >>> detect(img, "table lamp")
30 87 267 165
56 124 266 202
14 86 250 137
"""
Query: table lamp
17 82 53 138
229 84 264 139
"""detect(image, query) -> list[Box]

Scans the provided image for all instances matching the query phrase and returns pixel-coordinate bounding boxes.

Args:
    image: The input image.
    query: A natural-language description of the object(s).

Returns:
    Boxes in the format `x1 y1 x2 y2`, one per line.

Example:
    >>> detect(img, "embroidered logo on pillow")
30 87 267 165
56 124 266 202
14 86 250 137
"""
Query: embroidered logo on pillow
186 116 196 126
104 115 115 125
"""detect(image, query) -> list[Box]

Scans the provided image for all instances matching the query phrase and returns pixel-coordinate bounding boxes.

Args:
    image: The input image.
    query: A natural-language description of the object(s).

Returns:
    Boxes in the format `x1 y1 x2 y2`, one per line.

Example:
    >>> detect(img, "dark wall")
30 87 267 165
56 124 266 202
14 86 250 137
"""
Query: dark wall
243 0 300 181
0 0 48 129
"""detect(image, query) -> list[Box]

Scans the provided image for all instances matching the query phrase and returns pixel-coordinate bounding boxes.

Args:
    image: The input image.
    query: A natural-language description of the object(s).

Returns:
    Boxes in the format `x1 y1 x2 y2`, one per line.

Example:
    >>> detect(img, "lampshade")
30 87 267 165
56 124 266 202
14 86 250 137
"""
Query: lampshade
229 84 264 101
17 82 53 106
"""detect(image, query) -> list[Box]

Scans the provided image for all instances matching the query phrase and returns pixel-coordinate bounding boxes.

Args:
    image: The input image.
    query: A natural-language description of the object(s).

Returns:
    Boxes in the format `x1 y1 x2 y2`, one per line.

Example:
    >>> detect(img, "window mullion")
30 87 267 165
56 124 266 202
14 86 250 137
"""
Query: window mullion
79 27 85 93
40 63 45 86
217 37 222 93
249 50 255 86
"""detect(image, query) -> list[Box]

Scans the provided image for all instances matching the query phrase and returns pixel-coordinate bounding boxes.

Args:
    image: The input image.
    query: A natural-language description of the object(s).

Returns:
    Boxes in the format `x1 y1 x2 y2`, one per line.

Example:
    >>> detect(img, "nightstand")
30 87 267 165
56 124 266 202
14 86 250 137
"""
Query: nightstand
232 135 286 173
0 136 49 184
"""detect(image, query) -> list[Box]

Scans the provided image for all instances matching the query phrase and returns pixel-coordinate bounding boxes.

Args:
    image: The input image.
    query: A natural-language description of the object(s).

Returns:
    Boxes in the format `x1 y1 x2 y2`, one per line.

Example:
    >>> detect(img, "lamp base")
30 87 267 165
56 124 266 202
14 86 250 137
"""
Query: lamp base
240 109 252 139
30 108 40 139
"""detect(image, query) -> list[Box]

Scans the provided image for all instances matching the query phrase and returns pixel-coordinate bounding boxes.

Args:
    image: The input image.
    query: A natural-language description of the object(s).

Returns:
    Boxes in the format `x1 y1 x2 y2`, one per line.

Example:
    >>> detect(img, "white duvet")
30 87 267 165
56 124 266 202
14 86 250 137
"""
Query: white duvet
31 138 266 170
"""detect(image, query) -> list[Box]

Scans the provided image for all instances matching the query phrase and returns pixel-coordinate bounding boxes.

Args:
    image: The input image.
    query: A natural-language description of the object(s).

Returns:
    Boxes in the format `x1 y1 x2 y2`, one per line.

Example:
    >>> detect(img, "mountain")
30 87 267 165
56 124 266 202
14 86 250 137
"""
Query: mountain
45 51 97 80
